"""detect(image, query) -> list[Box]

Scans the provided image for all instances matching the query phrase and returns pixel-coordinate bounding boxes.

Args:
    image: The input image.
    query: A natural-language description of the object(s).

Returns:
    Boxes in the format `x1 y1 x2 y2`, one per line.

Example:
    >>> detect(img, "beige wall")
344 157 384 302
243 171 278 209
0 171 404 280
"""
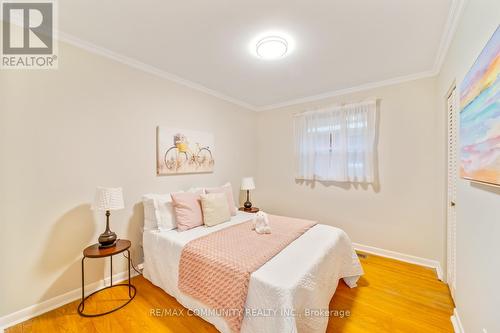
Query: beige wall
436 1 500 332
256 77 444 265
0 42 257 317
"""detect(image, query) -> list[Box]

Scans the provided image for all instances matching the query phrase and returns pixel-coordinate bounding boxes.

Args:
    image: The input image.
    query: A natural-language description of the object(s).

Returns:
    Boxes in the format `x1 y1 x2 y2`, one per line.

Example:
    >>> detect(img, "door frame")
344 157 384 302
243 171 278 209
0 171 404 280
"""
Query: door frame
444 81 458 300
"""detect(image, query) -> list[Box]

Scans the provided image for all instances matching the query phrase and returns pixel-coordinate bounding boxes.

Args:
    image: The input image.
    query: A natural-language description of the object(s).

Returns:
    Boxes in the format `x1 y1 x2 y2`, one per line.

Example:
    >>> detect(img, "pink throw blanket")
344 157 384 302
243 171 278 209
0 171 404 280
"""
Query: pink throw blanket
178 215 317 333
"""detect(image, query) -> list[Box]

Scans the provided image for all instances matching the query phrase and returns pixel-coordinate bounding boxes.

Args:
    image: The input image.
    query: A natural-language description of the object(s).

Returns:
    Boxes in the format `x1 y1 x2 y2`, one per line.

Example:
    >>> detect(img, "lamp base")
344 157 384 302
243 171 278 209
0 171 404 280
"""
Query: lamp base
243 200 252 209
98 241 117 249
98 230 117 248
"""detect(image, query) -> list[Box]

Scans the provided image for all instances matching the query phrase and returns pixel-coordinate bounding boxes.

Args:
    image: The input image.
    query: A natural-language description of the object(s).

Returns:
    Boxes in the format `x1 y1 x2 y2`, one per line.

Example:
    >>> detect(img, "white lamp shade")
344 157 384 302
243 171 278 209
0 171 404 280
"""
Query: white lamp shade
241 177 256 191
92 187 124 211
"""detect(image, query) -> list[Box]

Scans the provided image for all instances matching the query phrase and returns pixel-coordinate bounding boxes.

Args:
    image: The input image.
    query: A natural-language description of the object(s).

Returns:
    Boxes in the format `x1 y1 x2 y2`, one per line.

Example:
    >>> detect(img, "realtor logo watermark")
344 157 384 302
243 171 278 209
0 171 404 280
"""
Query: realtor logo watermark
1 0 57 69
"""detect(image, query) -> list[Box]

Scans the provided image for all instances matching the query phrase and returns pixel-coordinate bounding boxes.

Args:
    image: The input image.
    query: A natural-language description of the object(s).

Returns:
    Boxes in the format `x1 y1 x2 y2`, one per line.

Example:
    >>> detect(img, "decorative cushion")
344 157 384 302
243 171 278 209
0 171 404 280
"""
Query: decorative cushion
200 193 231 227
142 193 178 230
205 182 237 216
171 192 203 231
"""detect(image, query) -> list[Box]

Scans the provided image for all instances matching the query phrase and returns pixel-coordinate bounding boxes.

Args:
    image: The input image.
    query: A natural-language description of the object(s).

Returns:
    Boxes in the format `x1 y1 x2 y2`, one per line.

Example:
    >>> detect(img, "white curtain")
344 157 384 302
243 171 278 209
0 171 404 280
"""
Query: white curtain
294 100 377 183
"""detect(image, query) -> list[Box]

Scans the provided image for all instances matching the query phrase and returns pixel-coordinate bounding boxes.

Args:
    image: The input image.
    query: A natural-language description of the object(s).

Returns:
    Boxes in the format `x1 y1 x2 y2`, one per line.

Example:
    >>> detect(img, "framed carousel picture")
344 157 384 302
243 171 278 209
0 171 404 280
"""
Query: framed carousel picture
156 127 215 175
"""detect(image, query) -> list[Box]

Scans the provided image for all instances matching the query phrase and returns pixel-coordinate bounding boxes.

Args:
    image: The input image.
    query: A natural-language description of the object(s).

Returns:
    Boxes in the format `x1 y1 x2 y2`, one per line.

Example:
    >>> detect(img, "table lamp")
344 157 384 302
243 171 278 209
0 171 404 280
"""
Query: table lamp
92 187 124 248
241 177 255 210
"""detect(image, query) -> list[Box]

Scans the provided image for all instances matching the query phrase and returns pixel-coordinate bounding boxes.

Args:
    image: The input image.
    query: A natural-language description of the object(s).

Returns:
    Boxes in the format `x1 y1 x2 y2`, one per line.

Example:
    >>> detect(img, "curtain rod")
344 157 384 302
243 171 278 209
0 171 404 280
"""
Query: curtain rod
293 99 377 117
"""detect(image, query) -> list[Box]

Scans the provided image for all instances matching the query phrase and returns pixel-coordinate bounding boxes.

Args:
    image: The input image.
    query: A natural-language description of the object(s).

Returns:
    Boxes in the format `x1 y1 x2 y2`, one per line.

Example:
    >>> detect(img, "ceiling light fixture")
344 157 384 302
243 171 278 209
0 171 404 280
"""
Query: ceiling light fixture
255 36 288 60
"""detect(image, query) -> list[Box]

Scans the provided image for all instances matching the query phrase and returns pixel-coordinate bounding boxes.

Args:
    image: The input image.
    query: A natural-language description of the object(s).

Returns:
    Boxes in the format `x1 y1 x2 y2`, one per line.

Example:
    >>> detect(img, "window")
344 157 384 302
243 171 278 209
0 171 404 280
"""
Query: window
294 100 377 183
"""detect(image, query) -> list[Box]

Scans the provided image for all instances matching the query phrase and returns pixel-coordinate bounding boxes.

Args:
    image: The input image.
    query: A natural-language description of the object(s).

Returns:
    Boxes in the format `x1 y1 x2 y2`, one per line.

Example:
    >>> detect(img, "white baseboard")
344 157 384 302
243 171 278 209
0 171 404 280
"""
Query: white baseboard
451 308 465 333
0 265 142 332
353 243 444 281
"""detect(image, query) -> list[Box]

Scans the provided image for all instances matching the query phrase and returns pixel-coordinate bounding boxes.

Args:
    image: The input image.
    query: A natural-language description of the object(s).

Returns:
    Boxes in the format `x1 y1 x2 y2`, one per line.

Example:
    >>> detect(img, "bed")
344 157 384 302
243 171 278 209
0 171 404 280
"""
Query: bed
143 211 363 333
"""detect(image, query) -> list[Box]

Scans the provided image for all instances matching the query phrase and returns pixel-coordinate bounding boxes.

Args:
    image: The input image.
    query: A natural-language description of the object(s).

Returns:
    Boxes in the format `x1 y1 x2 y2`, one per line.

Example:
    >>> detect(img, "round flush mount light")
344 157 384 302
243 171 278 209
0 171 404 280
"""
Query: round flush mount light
256 36 288 60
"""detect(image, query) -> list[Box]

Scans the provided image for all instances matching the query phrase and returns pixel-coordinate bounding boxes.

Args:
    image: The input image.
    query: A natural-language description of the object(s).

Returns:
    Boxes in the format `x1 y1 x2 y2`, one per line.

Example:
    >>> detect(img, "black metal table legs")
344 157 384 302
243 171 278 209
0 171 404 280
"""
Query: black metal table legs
77 250 136 317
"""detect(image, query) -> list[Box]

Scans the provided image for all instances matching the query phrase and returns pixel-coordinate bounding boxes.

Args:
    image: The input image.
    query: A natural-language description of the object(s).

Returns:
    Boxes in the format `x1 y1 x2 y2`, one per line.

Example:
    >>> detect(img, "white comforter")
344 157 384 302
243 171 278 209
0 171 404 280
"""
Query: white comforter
143 212 363 333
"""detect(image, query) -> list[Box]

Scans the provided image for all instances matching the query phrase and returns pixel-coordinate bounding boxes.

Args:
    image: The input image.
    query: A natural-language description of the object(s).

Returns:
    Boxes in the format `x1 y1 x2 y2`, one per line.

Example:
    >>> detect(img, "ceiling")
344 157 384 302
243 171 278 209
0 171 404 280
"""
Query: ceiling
58 0 456 110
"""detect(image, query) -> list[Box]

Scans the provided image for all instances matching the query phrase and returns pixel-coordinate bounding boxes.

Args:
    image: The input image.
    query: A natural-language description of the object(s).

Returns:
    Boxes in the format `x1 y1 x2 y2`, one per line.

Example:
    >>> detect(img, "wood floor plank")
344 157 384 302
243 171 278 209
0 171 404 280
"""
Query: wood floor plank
6 252 454 333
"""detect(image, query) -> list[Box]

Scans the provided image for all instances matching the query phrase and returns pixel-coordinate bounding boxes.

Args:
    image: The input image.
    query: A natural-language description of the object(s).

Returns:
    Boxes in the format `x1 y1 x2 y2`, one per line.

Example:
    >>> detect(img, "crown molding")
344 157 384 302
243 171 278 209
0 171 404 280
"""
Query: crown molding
255 70 436 111
432 0 467 74
57 32 257 111
56 0 464 113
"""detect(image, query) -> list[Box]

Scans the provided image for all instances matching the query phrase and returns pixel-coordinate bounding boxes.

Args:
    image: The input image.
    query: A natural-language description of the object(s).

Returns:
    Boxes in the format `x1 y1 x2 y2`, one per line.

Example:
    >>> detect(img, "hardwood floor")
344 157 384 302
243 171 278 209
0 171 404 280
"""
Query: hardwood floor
6 252 454 333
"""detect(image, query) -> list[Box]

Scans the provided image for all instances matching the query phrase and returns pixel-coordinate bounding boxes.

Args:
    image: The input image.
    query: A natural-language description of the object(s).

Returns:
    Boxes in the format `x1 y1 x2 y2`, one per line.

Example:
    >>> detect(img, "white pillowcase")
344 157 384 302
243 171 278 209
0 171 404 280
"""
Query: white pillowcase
142 196 158 230
205 182 237 216
200 193 231 227
188 187 206 194
142 193 178 231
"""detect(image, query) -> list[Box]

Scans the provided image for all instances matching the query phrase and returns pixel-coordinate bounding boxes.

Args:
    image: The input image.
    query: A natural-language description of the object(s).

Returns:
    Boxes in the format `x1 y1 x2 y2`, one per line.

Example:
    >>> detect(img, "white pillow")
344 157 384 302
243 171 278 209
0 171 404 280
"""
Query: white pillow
205 182 237 216
142 196 158 230
142 193 178 231
188 187 205 194
200 193 231 227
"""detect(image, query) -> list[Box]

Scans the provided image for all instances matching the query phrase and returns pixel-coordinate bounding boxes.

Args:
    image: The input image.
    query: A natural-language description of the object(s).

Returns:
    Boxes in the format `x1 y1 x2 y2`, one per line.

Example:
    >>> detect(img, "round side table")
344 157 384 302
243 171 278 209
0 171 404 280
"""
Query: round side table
239 207 260 213
78 239 137 317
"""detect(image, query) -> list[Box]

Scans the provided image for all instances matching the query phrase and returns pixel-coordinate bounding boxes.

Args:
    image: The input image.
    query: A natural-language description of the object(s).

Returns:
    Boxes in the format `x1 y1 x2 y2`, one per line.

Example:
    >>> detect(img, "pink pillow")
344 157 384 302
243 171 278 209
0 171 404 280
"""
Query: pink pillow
205 183 237 216
170 192 203 231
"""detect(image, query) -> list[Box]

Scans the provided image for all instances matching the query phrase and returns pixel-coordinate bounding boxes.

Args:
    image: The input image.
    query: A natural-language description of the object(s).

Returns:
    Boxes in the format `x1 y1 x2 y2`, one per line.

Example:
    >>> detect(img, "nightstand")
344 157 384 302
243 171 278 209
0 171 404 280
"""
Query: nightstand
78 239 137 317
239 207 260 213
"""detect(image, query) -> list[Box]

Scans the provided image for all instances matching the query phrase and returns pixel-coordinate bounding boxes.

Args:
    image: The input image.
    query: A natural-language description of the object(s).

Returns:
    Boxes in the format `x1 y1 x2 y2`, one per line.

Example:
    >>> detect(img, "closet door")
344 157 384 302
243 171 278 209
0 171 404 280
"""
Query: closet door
446 86 458 299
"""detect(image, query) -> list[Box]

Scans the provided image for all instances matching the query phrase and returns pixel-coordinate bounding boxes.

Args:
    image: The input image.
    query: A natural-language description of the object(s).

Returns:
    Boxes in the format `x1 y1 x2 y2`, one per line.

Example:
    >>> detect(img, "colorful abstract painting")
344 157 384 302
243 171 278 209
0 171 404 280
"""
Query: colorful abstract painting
460 26 500 186
157 127 215 175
